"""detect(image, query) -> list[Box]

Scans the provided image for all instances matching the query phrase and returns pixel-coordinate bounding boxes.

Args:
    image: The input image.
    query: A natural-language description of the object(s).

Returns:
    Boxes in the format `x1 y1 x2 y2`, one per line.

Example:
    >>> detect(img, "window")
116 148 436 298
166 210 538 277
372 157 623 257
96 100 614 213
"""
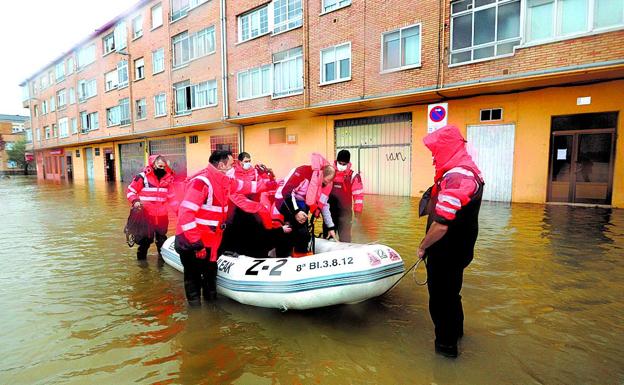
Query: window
105 70 119 91
25 129 33 142
76 149 80 157
174 79 217 114
382 24 421 71
273 47 303 97
132 15 143 39
77 44 96 69
152 48 165 74
273 0 303 34
238 64 272 100
321 42 351 84
322 0 351 13
136 98 147 120
134 58 145 80
151 4 163 29
238 5 269 42
67 57 74 74
80 111 99 132
57 89 66 109
172 27 216 68
78 78 97 101
55 62 65 82
49 96 56 112
269 127 286 144
114 21 127 51
106 98 129 126
33 105 39 117
95 148 101 156
120 98 130 125
480 108 503 122
69 88 75 104
171 0 209 22
41 73 49 89
526 0 624 44
189 135 199 144
154 93 167 117
45 126 51 139
49 71 55 86
52 124 58 138
71 118 78 134
42 100 48 115
117 60 129 88
58 118 69 138
36 128 41 142
450 0 521 65
103 33 115 55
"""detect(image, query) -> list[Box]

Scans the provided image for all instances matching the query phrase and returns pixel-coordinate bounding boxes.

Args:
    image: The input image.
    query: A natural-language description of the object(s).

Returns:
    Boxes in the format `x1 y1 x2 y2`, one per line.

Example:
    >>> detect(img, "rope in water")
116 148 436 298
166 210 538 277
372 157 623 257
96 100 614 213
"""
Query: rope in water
382 256 428 296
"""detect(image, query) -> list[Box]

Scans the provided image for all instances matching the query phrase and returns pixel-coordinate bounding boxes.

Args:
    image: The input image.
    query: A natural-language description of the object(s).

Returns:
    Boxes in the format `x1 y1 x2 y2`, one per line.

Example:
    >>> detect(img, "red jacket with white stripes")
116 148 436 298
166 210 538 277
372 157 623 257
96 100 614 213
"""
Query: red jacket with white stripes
126 155 178 218
330 161 364 214
175 164 269 260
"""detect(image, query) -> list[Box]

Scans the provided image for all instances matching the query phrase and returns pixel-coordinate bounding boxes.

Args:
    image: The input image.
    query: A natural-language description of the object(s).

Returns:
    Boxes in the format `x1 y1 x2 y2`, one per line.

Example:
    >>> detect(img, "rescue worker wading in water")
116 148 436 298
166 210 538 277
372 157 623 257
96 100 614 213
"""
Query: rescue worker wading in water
175 150 277 306
273 153 337 258
418 125 484 358
323 150 364 242
126 155 178 260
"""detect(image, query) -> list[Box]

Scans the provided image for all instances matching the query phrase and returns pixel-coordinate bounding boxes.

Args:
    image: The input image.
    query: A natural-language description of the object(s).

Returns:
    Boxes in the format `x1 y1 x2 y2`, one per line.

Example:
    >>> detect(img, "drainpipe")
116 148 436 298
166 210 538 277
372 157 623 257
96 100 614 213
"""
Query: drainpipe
220 0 229 120
238 124 244 152
303 0 310 108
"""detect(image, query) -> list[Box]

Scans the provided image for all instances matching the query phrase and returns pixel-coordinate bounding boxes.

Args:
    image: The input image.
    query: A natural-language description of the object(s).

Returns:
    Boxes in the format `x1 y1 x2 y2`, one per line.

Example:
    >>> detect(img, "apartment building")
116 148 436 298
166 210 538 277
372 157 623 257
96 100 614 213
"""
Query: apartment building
0 114 30 174
21 0 624 206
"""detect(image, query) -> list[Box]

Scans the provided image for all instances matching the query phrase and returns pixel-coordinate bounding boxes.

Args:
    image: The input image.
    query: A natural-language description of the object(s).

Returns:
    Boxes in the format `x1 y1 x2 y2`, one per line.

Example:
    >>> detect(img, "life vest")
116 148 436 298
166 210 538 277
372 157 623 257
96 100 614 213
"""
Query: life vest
330 161 364 213
177 164 264 261
126 154 177 218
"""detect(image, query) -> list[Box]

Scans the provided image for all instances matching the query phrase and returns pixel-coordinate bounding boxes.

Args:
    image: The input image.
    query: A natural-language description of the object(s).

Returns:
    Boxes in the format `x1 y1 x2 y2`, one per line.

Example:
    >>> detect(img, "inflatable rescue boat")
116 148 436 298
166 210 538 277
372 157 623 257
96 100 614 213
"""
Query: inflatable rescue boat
160 236 405 310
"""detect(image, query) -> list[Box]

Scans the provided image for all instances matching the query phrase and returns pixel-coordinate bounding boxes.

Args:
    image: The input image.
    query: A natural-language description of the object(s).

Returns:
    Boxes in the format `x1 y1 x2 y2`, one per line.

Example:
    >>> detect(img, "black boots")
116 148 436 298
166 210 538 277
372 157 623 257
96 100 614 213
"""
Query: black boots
435 341 458 358
184 279 201 307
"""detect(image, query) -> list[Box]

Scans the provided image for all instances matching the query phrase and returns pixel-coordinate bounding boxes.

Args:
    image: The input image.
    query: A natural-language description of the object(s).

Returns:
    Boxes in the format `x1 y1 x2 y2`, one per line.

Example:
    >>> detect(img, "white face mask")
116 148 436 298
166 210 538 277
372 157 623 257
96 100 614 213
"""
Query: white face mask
336 163 348 172
242 162 252 170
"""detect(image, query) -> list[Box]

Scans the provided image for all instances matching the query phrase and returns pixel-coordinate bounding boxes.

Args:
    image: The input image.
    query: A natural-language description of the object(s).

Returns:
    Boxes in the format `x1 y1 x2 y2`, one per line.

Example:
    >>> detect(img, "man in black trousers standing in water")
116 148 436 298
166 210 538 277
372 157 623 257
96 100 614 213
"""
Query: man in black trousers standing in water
418 125 484 358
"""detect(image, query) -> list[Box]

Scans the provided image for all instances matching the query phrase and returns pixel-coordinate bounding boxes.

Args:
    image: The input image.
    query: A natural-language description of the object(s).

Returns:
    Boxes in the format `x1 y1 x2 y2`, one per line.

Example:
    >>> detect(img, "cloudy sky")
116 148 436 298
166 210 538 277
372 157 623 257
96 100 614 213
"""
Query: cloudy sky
0 0 133 116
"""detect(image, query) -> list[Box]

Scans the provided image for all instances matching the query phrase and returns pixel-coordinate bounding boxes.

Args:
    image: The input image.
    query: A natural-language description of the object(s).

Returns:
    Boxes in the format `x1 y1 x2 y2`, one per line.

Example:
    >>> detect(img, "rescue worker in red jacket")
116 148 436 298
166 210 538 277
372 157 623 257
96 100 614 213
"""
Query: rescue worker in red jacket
274 153 337 258
126 155 178 260
418 125 484 358
323 150 364 242
174 150 276 305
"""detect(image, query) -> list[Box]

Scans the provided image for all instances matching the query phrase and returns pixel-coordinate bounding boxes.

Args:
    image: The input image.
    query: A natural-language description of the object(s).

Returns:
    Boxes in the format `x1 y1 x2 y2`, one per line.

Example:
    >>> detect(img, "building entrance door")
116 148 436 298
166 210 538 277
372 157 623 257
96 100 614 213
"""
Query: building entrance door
104 148 115 181
66 155 73 180
85 147 94 180
548 113 617 205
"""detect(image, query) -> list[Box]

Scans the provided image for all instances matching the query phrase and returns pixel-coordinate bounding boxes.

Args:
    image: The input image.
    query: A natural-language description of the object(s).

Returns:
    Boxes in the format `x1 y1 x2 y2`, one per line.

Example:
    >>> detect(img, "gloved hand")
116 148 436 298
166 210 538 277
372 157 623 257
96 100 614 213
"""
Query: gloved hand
195 248 207 259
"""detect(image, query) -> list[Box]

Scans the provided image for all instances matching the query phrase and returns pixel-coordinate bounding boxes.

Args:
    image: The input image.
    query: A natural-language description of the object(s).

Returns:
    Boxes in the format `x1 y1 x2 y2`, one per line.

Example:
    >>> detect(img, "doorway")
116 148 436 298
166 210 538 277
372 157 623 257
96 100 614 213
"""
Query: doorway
548 112 617 205
104 148 115 181
85 147 94 180
66 155 73 180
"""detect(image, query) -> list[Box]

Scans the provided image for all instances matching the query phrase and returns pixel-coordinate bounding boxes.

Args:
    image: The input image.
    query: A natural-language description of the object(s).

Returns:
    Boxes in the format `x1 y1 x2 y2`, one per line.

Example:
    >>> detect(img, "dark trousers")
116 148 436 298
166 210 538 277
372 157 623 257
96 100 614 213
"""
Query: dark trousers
425 252 473 346
276 201 310 257
323 206 353 242
136 215 168 260
177 247 216 303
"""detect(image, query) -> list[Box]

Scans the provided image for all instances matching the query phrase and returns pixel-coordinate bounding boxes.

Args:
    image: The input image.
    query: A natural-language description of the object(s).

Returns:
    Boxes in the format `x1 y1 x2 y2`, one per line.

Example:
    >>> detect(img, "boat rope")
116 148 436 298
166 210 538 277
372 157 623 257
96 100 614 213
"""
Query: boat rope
382 255 428 296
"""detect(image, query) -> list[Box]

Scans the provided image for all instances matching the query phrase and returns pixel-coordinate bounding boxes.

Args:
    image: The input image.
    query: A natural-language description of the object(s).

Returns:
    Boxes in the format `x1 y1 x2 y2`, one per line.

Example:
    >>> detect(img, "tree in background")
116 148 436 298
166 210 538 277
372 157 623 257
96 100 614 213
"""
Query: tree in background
7 138 32 175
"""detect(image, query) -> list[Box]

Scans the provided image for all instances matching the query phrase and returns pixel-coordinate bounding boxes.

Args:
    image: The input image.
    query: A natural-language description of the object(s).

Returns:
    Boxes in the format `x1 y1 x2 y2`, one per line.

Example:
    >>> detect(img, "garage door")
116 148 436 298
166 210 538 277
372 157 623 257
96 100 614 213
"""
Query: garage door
119 142 145 183
467 124 515 202
335 113 412 196
149 137 187 178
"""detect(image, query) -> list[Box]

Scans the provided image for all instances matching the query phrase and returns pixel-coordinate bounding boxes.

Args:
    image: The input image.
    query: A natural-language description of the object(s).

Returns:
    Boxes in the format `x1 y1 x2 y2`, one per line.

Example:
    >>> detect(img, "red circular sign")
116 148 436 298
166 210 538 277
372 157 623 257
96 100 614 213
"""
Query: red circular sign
429 106 447 122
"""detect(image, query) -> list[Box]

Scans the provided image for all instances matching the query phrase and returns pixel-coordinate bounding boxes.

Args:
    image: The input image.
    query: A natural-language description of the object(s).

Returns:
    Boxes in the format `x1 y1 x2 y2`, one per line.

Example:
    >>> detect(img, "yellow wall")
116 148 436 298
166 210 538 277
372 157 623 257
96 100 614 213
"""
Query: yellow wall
242 80 623 207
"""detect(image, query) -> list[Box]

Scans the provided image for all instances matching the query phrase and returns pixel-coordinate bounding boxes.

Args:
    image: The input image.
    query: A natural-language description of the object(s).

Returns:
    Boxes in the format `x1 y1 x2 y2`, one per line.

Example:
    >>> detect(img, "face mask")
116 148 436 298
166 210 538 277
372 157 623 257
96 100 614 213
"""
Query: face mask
242 162 252 170
154 168 166 178
336 163 347 172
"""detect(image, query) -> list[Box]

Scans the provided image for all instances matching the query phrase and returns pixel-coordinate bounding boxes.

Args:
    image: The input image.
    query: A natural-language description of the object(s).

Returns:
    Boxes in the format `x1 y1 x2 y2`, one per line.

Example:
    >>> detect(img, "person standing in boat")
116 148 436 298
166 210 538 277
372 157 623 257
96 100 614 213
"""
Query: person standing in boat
174 150 277 306
126 155 178 261
417 125 484 358
323 150 364 242
273 153 337 258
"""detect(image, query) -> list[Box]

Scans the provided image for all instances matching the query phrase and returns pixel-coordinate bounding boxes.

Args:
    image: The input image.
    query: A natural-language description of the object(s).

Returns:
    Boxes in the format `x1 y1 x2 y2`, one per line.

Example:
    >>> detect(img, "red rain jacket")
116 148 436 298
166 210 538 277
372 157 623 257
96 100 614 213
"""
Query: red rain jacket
126 155 178 218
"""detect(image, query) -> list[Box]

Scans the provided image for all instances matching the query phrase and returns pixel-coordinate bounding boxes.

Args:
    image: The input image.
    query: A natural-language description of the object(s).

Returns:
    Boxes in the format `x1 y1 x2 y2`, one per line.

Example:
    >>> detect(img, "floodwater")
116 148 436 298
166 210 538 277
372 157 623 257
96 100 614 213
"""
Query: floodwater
1 176 623 385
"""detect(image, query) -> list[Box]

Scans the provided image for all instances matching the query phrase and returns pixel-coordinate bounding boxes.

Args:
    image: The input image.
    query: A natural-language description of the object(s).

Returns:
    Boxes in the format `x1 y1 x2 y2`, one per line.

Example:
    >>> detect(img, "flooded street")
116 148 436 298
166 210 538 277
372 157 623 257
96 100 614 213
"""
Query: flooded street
1 176 623 385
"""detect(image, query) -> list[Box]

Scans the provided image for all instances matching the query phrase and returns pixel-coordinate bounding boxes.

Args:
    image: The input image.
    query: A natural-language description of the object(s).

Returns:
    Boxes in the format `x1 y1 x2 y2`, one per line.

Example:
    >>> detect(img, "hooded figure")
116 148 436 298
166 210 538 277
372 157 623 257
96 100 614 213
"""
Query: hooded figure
127 155 178 260
418 125 484 358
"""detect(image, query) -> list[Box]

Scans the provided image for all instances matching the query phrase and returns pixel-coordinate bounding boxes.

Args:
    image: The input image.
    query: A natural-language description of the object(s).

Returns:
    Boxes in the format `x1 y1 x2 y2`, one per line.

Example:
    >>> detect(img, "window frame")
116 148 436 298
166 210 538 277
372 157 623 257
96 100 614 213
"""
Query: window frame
272 46 304 98
449 0 522 67
172 26 216 68
151 3 163 30
238 4 270 43
103 32 115 55
237 64 272 101
152 48 165 74
272 0 303 35
132 14 143 40
320 42 352 85
381 23 422 73
134 57 145 81
321 0 351 15
154 93 167 117
57 89 67 109
58 117 69 138
135 98 147 120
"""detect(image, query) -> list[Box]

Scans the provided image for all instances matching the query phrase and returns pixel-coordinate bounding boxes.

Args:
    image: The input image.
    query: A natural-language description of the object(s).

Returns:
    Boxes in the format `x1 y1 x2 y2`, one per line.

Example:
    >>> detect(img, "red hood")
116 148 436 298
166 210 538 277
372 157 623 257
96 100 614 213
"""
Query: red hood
144 154 174 184
423 125 480 181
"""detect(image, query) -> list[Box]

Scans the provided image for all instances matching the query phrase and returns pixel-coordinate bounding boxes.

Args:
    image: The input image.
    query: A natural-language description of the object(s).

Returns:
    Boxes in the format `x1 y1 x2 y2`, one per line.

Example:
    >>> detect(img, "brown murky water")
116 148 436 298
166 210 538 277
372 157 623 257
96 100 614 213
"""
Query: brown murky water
1 177 623 385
